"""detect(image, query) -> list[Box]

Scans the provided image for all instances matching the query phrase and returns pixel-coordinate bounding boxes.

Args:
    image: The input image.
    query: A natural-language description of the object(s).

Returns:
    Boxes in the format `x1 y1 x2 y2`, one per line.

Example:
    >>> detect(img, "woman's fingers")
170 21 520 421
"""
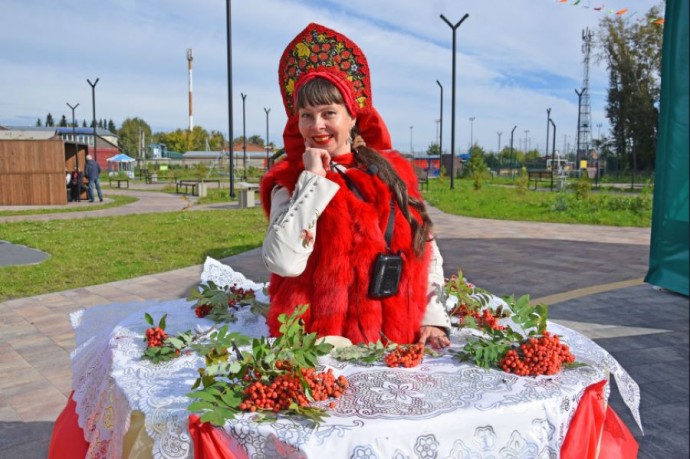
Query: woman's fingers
303 145 330 176
419 326 450 349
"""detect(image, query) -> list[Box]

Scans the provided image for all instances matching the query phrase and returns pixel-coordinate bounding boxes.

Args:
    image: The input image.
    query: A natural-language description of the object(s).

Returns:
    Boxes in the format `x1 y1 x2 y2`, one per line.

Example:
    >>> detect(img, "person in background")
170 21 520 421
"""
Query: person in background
260 23 451 349
69 166 85 202
84 154 103 202
65 169 71 201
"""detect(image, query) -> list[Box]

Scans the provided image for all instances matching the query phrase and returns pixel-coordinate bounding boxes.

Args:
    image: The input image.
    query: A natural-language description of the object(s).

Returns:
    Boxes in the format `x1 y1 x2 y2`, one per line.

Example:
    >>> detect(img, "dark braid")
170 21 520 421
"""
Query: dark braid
351 131 433 257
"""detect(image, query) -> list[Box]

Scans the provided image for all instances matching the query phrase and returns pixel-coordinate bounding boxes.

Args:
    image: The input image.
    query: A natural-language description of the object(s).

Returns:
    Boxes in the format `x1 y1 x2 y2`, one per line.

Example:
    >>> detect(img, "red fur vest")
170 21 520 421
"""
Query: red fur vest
260 151 430 345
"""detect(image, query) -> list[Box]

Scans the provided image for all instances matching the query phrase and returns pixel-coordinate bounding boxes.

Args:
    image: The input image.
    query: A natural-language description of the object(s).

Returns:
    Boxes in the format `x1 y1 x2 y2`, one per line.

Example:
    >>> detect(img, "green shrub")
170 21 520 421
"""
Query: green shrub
516 167 529 195
552 194 569 212
465 151 489 190
569 175 592 200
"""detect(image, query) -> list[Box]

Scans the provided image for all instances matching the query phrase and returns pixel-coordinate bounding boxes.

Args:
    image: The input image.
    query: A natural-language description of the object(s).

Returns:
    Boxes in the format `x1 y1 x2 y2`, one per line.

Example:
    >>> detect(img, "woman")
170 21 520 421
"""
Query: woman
261 23 450 348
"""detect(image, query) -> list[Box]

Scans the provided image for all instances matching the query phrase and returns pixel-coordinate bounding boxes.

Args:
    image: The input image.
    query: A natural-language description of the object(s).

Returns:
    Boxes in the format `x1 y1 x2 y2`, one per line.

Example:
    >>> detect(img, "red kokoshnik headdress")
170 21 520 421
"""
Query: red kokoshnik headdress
278 23 392 163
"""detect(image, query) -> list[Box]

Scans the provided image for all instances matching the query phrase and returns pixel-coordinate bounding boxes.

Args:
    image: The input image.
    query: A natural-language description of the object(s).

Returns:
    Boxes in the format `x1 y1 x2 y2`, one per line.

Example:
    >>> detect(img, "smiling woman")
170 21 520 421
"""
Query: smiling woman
260 22 452 349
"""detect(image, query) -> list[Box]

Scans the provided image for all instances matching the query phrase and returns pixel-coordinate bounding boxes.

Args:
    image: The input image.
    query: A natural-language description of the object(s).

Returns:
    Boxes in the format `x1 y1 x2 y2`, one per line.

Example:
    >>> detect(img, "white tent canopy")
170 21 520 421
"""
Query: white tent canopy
107 153 136 178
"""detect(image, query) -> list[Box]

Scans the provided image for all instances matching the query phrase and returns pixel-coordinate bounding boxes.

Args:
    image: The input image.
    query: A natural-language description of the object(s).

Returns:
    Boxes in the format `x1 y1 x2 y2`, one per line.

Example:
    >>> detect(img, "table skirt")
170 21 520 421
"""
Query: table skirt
49 381 638 459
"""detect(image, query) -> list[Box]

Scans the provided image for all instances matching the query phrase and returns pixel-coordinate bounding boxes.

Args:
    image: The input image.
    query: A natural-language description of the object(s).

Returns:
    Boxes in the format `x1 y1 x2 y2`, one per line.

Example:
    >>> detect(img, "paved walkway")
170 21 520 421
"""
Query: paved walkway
0 188 687 458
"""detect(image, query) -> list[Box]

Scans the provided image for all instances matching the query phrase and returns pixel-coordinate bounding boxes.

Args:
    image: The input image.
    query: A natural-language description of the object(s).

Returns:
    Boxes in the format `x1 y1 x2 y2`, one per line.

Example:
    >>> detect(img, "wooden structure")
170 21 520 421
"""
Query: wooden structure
0 139 88 205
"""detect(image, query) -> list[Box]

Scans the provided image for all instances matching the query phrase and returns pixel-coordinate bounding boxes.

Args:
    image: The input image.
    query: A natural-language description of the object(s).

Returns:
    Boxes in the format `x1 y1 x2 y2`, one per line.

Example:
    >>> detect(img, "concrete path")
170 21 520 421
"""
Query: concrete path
0 188 686 458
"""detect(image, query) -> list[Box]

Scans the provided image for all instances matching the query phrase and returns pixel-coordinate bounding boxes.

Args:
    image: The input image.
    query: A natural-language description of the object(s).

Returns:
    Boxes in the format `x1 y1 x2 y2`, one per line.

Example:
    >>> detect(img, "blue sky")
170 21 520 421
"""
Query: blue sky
1 0 663 156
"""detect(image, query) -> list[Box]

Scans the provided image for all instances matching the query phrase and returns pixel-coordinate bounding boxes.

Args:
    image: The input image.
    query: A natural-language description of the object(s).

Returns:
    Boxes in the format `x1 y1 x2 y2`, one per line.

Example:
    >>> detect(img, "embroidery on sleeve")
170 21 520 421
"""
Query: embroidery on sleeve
300 220 316 248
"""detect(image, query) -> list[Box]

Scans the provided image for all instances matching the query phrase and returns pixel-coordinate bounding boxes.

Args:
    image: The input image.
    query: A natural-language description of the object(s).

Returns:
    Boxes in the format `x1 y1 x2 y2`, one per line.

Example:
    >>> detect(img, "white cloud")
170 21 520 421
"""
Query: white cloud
0 0 663 156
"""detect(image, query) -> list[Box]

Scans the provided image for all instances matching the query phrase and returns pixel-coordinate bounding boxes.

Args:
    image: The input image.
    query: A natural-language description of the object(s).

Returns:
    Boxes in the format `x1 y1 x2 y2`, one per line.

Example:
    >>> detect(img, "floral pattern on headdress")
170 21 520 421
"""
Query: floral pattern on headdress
279 23 371 116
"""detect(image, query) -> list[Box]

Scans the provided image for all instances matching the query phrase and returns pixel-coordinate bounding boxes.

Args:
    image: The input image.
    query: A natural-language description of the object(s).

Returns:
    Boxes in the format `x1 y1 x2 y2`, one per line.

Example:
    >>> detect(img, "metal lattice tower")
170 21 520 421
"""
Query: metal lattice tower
578 28 593 164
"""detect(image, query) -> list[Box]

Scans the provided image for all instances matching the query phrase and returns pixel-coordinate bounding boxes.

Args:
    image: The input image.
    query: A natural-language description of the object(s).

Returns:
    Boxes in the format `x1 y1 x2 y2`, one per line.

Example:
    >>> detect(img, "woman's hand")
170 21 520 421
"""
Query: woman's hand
418 326 451 349
303 142 331 177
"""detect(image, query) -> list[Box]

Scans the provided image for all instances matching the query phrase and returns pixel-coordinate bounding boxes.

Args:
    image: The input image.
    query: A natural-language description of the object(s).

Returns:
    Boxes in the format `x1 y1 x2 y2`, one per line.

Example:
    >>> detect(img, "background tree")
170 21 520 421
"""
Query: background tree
484 152 500 170
208 130 226 151
426 142 441 155
58 115 68 127
36 118 42 127
524 149 541 164
155 126 222 153
465 146 489 190
45 113 54 127
118 118 152 158
248 134 264 147
108 120 117 133
597 4 663 172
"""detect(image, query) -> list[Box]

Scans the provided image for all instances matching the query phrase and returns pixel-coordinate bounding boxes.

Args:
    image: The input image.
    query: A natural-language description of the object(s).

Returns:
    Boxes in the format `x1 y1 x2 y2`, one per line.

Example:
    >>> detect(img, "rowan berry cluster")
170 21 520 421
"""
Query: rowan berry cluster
238 364 349 413
450 303 471 318
452 305 506 331
145 326 168 348
384 343 425 368
471 309 506 331
500 331 575 376
194 304 212 318
227 285 255 308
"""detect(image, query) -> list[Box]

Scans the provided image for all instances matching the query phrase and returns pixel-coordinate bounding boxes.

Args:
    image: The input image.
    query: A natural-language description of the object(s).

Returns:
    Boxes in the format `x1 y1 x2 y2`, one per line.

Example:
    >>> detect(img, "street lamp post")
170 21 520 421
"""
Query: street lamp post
563 134 568 158
524 130 529 154
549 118 556 191
596 122 602 184
510 125 517 178
86 78 99 163
596 123 602 144
575 88 585 176
264 107 271 172
440 13 469 190
226 0 235 198
66 102 80 170
546 107 551 163
435 80 443 156
469 116 475 151
241 93 247 180
497 131 502 155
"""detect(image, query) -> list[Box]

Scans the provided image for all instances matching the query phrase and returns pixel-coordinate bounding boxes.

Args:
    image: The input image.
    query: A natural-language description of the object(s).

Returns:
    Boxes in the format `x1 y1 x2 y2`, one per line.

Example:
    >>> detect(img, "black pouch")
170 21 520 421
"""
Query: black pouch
369 252 403 298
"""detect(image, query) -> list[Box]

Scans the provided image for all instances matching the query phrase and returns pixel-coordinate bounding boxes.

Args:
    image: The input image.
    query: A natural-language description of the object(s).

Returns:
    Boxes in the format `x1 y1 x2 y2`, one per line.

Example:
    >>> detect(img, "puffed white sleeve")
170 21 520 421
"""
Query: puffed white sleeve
421 238 452 333
262 171 340 277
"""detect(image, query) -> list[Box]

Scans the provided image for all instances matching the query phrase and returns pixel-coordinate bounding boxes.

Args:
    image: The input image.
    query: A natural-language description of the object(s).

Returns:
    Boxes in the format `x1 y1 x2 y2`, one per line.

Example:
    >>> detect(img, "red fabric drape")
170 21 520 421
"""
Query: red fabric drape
598 405 640 459
48 392 89 459
561 380 639 459
189 415 239 459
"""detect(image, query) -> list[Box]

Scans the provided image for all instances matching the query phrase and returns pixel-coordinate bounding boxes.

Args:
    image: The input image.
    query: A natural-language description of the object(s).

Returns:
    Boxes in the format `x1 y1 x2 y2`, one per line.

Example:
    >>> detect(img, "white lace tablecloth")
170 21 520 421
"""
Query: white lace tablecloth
69 258 642 459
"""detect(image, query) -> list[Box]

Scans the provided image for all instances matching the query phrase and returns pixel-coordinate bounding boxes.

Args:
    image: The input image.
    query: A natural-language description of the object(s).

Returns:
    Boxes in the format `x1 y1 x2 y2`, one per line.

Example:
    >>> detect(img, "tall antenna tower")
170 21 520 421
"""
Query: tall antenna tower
187 48 194 131
577 28 593 166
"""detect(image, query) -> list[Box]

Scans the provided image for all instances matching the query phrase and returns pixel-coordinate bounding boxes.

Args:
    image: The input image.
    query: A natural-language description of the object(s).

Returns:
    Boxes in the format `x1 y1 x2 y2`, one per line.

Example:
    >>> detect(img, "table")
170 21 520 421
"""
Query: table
49 258 641 459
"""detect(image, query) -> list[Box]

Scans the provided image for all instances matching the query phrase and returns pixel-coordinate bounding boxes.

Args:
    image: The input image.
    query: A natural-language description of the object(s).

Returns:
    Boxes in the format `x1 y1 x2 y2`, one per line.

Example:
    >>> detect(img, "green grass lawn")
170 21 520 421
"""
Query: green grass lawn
0 208 267 301
424 177 651 227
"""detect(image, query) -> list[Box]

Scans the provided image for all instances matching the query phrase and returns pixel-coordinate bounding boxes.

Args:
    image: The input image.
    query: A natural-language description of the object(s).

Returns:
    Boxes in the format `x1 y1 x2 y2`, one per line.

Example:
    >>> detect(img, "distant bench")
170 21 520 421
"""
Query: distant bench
528 170 553 190
109 177 130 189
175 179 221 196
146 173 176 184
416 168 429 192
